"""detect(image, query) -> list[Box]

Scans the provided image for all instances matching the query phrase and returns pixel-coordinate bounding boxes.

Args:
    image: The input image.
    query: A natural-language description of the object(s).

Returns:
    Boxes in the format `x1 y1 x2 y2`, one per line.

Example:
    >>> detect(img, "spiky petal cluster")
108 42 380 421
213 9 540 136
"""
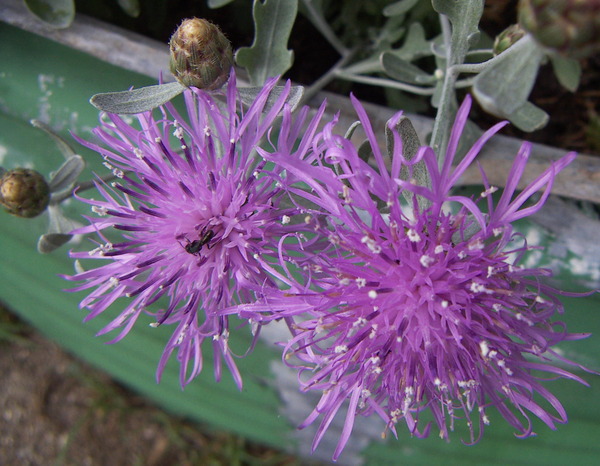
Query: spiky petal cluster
233 95 590 459
66 74 312 387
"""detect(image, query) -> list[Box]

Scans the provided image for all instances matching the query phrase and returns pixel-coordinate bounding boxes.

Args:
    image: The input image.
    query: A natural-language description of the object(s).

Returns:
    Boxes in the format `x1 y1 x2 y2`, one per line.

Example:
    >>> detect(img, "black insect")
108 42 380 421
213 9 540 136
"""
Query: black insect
179 228 216 256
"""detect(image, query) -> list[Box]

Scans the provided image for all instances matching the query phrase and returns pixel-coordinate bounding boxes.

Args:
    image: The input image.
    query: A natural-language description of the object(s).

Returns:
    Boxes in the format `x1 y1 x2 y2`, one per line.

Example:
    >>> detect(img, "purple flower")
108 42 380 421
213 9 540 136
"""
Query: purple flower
233 95 592 459
66 73 314 388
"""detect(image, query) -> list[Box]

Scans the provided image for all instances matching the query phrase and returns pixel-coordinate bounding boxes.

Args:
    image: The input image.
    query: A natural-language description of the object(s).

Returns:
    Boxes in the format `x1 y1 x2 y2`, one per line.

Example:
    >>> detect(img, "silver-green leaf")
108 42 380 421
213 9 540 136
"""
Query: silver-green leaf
235 0 298 86
208 0 235 7
116 0 140 17
381 52 435 85
24 0 75 29
238 85 304 113
48 155 85 193
90 82 185 114
432 0 484 63
473 35 545 125
383 0 420 17
550 53 581 93
30 119 77 160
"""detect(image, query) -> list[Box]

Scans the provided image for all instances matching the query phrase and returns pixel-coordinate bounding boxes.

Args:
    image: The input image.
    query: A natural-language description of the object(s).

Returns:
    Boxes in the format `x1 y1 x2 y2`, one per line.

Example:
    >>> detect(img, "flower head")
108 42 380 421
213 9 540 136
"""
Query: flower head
66 72 311 387
234 95 591 459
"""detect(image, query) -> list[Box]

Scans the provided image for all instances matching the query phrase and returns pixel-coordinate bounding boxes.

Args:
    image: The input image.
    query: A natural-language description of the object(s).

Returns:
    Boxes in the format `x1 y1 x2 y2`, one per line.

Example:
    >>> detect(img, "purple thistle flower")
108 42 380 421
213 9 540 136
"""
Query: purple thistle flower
232 95 592 459
65 73 315 388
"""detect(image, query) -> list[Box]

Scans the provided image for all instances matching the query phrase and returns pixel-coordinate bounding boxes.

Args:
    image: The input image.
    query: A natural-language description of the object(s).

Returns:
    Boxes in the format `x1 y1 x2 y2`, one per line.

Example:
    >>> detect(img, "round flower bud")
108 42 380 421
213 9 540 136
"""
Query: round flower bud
0 168 50 218
169 18 234 90
518 0 600 59
493 24 526 56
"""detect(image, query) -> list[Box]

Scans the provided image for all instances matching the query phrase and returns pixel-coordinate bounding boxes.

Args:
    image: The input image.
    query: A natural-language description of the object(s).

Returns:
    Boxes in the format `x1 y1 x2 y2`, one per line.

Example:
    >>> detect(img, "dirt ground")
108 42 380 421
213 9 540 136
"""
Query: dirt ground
0 307 305 466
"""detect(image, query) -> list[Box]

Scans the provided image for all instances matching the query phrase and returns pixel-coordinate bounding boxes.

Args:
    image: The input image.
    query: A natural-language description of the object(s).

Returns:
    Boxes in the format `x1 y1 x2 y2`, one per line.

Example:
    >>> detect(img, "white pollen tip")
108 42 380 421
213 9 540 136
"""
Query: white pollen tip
368 290 378 299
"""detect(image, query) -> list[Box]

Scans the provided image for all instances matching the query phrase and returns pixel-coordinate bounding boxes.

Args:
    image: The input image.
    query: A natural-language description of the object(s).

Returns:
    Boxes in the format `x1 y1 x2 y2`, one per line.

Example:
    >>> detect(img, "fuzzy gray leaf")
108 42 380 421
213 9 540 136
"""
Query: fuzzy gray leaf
24 0 75 29
90 82 185 114
235 0 298 86
238 85 304 113
48 155 85 193
473 35 544 121
30 119 77 160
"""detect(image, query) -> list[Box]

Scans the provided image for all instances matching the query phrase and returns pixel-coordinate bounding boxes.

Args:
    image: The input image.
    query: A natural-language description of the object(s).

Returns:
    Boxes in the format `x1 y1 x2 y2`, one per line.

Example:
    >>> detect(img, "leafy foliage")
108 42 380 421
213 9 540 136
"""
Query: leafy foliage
235 0 298 86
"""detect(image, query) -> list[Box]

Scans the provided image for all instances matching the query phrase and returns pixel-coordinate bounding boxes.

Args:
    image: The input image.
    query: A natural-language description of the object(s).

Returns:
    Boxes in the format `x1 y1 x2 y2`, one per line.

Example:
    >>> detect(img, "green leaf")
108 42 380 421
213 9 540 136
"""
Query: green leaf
383 0 420 17
116 0 140 17
90 82 185 114
394 23 431 61
48 155 85 193
30 119 77 160
235 0 298 86
473 36 545 127
431 0 484 63
208 0 235 7
381 52 435 85
550 54 581 92
24 0 75 29
507 101 549 132
238 85 304 113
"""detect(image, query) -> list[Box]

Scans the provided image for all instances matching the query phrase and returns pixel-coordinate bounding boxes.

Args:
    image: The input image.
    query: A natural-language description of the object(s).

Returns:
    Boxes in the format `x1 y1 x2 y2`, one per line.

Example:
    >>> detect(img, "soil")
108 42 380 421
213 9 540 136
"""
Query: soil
0 306 307 466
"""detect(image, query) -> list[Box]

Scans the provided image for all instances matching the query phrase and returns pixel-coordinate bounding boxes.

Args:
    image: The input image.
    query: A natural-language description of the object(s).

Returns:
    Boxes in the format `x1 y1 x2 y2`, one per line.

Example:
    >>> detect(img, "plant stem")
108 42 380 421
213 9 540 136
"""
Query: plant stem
429 14 457 162
334 71 436 95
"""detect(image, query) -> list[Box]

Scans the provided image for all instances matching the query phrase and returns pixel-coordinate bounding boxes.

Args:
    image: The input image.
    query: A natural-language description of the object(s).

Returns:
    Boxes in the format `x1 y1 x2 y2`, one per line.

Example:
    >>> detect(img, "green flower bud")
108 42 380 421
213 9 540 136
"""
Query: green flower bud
518 0 600 59
493 24 527 55
169 18 234 90
0 168 50 218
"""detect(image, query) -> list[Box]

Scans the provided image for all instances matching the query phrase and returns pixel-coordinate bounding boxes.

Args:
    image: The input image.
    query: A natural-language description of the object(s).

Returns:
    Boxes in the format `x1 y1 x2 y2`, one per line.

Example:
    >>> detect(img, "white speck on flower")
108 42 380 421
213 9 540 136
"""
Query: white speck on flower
281 215 291 224
149 322 159 328
92 206 108 216
470 282 491 294
361 235 382 253
487 266 495 277
109 276 119 288
434 244 444 254
353 317 367 327
492 303 502 312
441 300 449 309
458 250 467 259
480 186 498 198
479 340 490 357
154 137 161 143
368 290 378 299
420 254 434 267
173 126 184 139
304 215 312 224
133 148 143 159
369 324 378 339
342 184 351 203
203 126 211 136
468 238 484 251
339 277 351 286
407 228 420 242
356 277 367 288
334 345 348 354
535 295 546 303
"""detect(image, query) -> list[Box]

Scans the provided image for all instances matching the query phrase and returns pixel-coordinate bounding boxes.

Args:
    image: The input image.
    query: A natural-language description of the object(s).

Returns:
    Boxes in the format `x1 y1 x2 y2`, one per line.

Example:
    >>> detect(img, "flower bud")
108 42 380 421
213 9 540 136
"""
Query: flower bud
169 18 234 90
518 0 600 59
493 24 526 55
0 168 50 218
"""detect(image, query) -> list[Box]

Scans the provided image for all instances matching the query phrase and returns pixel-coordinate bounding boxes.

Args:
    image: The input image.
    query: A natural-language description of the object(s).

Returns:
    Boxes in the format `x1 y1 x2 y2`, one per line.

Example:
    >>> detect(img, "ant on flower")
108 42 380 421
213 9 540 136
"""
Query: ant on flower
177 226 215 256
